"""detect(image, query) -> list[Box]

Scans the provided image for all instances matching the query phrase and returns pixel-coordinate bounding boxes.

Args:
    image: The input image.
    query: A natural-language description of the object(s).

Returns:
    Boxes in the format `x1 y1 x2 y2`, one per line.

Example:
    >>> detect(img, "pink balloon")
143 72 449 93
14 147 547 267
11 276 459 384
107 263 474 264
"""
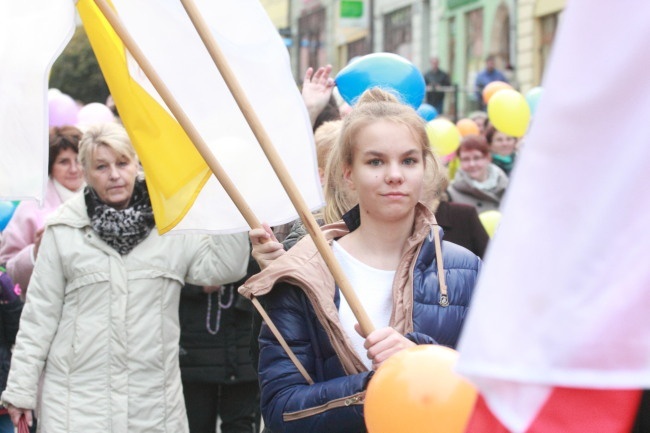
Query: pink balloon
76 103 115 126
48 92 79 127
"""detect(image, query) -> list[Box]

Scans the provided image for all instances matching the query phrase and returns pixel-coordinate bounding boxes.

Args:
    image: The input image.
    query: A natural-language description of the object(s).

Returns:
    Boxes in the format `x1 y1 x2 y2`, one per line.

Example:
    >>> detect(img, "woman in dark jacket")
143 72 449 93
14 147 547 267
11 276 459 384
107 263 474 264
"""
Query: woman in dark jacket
179 277 260 433
0 268 23 433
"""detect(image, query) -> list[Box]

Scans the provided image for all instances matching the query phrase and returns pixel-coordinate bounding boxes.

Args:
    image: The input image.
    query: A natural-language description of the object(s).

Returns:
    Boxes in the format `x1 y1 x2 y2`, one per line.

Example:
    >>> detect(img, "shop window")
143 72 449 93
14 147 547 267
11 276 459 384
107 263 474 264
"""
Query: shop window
539 13 559 80
298 6 326 74
347 37 370 62
383 6 412 59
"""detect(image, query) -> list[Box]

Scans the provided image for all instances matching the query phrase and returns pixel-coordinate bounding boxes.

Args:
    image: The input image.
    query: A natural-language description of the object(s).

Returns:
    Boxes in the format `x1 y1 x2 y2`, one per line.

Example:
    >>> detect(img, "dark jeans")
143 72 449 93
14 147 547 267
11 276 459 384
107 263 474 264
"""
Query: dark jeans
183 381 260 433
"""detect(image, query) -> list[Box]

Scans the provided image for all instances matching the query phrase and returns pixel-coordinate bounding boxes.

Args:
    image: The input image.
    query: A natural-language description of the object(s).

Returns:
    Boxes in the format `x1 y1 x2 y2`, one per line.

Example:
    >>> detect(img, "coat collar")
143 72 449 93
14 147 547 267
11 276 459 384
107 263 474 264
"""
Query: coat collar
239 203 440 375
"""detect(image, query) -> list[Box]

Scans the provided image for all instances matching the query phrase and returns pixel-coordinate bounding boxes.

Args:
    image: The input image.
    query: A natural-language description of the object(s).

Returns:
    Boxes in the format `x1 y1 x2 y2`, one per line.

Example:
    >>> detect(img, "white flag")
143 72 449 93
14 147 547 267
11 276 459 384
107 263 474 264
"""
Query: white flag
457 1 650 431
0 0 75 200
80 0 323 234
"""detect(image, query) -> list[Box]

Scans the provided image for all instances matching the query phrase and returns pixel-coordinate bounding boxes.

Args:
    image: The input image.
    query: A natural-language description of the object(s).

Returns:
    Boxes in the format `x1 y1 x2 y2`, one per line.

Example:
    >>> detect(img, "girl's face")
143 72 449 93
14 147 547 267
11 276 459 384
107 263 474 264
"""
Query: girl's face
343 120 424 224
459 149 490 182
51 148 83 192
490 131 517 156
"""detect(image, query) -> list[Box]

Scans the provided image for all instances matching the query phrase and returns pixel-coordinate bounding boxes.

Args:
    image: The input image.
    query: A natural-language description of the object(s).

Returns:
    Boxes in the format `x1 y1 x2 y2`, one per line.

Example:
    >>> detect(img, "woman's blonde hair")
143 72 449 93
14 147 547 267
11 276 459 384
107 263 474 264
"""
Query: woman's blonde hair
323 87 444 222
323 142 357 224
421 153 449 211
79 122 138 171
314 120 343 171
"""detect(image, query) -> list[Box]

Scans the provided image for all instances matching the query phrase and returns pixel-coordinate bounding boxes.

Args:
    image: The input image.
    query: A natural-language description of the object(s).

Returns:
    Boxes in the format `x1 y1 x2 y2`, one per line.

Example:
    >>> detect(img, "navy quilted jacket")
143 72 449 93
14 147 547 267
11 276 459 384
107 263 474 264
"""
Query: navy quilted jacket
244 205 481 433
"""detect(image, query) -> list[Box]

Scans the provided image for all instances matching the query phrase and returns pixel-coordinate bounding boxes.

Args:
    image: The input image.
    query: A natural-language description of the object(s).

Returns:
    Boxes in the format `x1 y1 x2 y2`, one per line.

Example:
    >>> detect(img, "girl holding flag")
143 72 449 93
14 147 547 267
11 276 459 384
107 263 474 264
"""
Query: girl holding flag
241 88 481 432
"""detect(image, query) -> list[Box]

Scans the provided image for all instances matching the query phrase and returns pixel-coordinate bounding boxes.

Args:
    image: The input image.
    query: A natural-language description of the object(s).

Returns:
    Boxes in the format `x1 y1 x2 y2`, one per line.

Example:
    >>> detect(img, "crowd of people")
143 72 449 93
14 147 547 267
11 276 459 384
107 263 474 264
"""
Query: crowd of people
0 61 523 433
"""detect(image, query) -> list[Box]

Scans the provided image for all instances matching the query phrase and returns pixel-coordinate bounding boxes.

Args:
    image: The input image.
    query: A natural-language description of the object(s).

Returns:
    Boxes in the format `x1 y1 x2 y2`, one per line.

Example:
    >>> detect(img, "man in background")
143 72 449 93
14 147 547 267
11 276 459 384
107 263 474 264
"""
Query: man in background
475 55 508 110
424 57 451 114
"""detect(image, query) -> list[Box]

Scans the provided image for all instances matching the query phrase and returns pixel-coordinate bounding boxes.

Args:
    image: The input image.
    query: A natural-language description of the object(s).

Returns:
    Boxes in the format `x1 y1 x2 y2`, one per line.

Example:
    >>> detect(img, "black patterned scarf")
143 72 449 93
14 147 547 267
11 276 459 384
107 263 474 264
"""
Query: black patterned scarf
85 179 155 255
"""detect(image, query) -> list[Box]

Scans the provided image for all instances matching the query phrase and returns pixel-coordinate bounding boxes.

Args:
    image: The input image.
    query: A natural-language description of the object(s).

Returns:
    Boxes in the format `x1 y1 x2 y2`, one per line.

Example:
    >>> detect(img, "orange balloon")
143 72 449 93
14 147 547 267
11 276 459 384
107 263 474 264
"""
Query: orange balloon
482 81 512 104
456 118 480 137
365 345 477 433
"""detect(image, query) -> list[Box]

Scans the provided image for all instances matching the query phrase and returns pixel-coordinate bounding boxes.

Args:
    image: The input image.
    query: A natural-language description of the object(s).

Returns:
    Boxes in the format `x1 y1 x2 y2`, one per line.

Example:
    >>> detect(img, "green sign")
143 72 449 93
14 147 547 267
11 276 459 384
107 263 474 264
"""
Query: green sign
447 0 479 9
341 0 364 18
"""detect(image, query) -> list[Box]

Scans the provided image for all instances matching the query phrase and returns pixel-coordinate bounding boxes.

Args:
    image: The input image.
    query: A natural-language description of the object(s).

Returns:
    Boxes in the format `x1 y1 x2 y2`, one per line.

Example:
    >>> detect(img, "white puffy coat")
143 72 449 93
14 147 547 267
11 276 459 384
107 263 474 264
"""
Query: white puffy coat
0 193 249 432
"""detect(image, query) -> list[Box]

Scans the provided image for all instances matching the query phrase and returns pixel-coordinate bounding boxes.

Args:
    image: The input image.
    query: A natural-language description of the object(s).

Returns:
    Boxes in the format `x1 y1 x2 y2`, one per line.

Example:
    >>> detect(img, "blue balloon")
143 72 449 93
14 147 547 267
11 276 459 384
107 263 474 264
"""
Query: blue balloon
0 201 17 231
525 86 543 116
335 53 426 109
416 103 438 121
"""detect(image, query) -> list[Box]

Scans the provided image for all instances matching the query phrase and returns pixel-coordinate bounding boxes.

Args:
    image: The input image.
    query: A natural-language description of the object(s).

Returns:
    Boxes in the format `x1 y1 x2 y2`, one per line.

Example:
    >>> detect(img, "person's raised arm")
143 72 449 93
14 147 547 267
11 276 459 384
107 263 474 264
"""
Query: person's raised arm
302 65 335 127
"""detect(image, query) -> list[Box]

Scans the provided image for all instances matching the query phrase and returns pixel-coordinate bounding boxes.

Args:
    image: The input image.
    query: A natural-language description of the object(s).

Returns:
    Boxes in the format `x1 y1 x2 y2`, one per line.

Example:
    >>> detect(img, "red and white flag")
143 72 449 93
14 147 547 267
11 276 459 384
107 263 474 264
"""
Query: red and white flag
457 1 650 431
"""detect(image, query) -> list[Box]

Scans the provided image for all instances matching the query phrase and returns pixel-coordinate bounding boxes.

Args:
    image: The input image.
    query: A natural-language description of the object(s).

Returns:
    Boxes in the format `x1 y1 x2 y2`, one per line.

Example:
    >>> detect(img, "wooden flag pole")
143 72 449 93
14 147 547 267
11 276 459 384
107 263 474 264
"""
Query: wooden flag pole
180 0 375 336
92 0 374 335
92 0 261 229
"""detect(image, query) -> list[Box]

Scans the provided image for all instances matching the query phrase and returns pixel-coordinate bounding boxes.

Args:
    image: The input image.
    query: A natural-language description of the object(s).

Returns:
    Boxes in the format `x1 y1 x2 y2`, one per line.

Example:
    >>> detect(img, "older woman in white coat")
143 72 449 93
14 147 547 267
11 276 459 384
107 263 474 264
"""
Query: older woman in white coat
0 123 250 433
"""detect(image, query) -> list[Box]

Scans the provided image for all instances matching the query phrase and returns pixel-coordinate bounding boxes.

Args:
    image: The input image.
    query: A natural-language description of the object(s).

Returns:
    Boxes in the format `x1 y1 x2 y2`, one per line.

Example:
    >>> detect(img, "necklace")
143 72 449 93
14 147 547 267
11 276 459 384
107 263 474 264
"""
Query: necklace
205 284 235 335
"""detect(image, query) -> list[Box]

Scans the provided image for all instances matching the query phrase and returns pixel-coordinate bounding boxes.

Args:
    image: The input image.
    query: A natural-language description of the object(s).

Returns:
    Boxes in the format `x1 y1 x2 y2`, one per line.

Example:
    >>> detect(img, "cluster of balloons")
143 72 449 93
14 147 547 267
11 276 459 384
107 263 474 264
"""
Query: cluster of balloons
483 82 530 137
365 345 477 433
336 53 525 160
483 82 544 138
48 89 115 128
0 201 19 231
335 53 459 158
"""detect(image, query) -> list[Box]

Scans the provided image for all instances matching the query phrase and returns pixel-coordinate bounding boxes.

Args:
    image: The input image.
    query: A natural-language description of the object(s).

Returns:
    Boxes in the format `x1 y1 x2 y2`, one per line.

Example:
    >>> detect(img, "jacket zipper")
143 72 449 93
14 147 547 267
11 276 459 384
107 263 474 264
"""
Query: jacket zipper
282 392 365 422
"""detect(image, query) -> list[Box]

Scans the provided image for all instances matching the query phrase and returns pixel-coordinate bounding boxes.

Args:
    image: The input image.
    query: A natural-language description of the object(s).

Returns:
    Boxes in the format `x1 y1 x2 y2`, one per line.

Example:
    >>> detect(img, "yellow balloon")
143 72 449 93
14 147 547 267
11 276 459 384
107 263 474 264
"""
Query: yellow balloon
365 345 477 433
446 155 460 180
487 89 531 137
479 210 501 238
426 118 461 156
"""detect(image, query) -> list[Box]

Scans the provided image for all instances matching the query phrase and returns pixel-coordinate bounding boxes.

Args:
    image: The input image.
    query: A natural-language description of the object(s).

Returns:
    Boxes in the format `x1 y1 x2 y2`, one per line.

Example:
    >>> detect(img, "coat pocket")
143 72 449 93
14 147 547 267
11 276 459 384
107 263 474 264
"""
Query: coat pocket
48 272 112 374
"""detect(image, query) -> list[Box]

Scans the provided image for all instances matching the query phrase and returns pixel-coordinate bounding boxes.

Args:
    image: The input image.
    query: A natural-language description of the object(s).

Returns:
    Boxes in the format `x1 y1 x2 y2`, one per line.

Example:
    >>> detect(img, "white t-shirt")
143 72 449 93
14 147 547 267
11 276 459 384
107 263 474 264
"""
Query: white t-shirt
332 240 395 370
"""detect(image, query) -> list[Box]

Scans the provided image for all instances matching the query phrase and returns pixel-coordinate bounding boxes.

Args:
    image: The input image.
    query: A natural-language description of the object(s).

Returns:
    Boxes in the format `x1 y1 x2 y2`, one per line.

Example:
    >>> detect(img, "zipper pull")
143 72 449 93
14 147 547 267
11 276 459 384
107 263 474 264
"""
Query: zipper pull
345 395 363 406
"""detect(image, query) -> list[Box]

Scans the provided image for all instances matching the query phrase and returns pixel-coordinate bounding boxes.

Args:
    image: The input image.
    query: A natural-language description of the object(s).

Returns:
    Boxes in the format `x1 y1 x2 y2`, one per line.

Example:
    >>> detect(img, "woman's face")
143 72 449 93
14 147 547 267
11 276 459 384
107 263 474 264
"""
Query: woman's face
472 116 487 134
85 145 138 210
343 120 424 224
490 131 517 156
459 149 490 182
51 148 83 192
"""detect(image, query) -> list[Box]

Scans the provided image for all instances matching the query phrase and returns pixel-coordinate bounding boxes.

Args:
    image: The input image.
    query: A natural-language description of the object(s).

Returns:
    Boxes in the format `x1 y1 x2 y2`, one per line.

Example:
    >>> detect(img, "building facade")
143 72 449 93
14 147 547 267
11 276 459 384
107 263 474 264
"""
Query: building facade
516 0 564 93
260 0 564 117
